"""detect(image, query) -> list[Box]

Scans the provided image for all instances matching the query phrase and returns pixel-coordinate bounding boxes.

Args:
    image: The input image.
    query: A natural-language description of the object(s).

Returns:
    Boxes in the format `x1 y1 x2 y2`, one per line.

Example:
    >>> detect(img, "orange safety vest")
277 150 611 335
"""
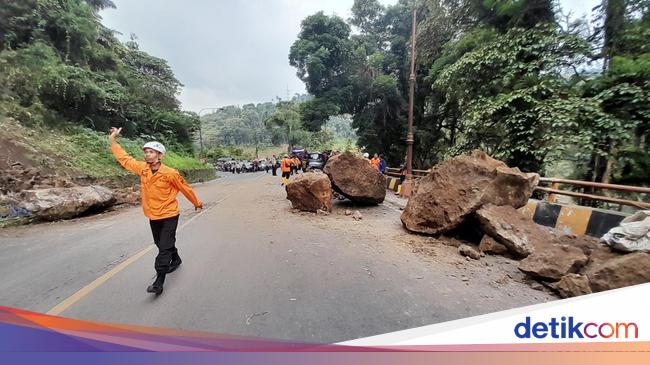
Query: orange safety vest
281 158 292 172
370 157 380 170
111 143 202 220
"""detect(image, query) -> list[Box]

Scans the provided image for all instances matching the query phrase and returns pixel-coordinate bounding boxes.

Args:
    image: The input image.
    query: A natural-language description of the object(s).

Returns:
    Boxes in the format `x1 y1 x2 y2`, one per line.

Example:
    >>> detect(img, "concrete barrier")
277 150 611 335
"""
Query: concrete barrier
386 176 402 193
520 199 628 238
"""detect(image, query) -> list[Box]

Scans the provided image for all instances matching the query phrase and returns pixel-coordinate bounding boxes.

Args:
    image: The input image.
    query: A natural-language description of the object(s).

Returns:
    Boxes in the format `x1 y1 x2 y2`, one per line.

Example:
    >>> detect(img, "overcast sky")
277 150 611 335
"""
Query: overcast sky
100 0 600 112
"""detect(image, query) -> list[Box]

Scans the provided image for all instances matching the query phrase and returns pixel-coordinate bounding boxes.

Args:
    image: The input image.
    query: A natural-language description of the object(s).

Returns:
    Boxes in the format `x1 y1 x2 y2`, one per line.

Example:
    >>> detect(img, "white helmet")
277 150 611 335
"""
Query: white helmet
143 141 166 155
363 152 369 158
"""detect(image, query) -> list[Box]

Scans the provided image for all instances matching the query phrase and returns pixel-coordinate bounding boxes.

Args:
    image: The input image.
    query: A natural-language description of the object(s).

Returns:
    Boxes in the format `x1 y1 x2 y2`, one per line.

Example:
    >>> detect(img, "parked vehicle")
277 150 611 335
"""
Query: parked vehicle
305 152 325 171
241 160 254 172
258 161 268 171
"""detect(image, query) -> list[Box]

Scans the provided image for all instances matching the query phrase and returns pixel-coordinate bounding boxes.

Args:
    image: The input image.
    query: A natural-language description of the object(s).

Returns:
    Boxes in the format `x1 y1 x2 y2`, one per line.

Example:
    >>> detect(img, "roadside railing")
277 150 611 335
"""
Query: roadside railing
536 177 650 209
384 167 428 178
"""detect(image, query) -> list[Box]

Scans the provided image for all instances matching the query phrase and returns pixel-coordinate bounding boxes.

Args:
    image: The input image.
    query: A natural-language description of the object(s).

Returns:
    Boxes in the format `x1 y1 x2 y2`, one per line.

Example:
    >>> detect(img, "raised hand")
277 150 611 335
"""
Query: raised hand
108 127 122 143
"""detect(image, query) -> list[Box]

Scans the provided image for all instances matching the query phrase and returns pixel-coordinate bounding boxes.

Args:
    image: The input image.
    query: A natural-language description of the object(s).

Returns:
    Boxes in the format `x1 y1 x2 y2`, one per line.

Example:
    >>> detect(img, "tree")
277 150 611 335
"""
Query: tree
288 0 649 183
265 102 310 152
289 12 355 130
0 0 198 153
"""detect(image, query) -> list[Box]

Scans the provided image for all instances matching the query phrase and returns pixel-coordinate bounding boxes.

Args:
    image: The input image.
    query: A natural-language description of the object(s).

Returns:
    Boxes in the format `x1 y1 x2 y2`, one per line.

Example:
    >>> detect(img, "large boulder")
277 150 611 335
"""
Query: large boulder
323 152 386 204
400 150 538 235
17 185 115 221
518 244 588 281
286 172 333 213
475 204 552 257
585 252 650 292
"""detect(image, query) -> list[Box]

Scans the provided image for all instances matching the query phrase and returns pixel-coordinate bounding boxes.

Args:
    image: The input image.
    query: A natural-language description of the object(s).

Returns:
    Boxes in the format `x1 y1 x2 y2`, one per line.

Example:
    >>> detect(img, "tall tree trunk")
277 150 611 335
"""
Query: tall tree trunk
601 0 626 72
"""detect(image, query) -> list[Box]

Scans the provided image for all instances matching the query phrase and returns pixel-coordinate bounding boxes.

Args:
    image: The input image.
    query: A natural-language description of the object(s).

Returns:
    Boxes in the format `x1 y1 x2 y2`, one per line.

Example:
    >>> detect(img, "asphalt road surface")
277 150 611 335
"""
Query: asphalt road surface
0 172 556 343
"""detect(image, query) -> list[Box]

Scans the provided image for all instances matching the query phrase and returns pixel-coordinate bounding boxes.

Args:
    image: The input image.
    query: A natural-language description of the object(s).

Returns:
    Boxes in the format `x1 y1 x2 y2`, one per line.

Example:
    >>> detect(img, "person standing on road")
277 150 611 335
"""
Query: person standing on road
108 127 203 295
280 154 293 186
370 153 381 170
270 155 278 176
378 155 386 175
399 160 408 184
292 155 301 175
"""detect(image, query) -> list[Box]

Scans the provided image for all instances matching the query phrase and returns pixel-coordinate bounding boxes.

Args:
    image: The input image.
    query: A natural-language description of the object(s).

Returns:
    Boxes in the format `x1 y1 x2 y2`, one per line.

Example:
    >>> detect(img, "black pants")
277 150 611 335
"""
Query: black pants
149 215 180 276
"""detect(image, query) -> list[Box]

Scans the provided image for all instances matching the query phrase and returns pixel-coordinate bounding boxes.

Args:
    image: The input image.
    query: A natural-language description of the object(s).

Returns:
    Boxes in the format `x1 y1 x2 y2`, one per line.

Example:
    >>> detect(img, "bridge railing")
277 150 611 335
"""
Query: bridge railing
537 177 650 210
384 167 427 178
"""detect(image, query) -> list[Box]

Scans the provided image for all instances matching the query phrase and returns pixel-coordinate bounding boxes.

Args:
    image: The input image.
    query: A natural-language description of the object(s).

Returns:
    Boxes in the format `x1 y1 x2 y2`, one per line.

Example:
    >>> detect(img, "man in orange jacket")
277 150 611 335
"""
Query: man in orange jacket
370 153 381 170
109 127 203 295
280 154 293 186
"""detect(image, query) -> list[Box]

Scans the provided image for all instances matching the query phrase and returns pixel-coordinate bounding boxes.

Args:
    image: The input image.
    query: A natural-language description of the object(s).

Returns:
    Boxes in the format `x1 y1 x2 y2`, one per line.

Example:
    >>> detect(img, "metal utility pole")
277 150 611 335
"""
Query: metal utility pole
401 5 417 198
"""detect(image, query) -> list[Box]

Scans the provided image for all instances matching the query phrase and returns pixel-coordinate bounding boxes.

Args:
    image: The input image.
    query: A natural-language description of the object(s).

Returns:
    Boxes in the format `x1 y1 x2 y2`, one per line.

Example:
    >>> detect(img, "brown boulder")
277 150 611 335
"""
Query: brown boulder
400 150 538 235
475 204 553 257
323 152 386 204
478 235 509 255
551 274 592 298
285 172 333 213
585 252 650 292
518 244 588 281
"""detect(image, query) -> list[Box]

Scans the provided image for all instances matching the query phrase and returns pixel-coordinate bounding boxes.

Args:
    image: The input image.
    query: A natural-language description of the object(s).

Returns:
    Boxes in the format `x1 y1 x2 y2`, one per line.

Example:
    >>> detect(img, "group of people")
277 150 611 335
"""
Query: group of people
363 152 386 174
275 154 311 185
218 159 271 174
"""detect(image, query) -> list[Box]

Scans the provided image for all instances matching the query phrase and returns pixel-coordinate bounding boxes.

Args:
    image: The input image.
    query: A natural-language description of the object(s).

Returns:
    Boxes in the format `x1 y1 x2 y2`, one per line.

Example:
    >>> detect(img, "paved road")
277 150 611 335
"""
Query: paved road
0 172 555 343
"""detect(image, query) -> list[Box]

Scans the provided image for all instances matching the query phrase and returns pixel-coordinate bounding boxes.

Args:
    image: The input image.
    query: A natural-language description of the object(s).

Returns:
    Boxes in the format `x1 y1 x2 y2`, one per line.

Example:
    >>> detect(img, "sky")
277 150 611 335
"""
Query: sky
100 0 600 113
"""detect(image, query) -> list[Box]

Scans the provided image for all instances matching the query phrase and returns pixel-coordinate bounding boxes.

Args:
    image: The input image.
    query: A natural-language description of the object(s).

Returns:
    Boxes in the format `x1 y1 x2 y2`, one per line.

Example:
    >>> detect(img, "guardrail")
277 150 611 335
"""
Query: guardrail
384 167 427 178
385 167 650 209
537 178 650 209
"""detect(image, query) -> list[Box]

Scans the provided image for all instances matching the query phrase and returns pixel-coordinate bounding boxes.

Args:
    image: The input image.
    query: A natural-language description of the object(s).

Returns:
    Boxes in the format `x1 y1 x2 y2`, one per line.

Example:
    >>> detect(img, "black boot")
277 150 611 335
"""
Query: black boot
146 274 165 294
168 257 182 273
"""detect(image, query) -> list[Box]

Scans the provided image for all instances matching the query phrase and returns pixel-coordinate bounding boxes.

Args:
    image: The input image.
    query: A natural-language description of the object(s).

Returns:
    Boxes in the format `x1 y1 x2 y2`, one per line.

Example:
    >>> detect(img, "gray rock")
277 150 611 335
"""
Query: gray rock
476 204 555 257
18 185 115 221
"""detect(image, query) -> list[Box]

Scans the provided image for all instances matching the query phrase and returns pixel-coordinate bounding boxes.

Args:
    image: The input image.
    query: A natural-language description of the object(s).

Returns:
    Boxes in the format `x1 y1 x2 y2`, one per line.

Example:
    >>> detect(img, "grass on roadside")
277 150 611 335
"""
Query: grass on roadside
1 118 209 179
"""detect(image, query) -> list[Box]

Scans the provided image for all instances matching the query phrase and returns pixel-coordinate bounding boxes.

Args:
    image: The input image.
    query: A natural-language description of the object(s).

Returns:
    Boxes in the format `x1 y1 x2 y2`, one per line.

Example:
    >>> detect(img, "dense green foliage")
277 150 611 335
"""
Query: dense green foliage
0 0 199 154
289 0 650 185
